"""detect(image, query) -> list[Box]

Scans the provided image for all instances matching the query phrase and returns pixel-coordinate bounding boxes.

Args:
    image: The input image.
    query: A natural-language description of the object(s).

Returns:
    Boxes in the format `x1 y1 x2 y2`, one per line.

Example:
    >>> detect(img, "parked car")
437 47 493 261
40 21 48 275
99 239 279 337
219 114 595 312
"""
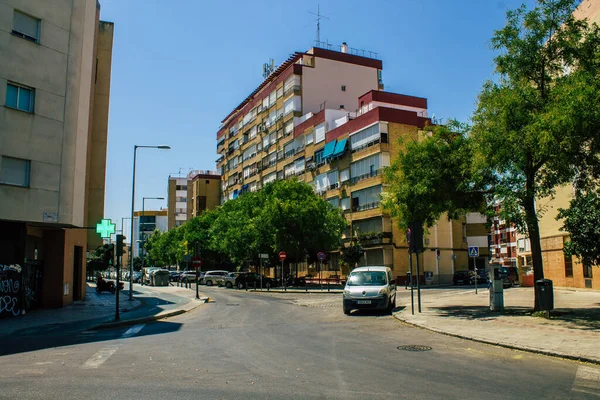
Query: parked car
203 270 229 286
235 273 275 289
342 266 396 315
453 270 474 285
180 270 199 282
217 272 243 288
132 271 142 283
475 269 488 284
169 271 181 282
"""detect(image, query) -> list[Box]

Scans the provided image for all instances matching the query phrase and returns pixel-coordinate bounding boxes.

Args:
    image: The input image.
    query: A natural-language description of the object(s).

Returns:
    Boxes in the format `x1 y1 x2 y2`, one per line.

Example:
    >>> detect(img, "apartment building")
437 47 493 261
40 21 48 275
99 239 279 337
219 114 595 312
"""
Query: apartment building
167 170 220 230
190 171 220 218
167 174 192 230
215 43 471 283
133 210 167 258
0 0 113 313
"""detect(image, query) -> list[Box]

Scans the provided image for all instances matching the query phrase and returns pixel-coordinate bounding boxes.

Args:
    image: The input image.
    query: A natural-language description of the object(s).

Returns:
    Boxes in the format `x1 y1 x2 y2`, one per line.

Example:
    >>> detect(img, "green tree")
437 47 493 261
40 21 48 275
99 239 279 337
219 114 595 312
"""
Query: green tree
381 120 487 232
340 240 364 275
558 188 600 268
470 0 600 309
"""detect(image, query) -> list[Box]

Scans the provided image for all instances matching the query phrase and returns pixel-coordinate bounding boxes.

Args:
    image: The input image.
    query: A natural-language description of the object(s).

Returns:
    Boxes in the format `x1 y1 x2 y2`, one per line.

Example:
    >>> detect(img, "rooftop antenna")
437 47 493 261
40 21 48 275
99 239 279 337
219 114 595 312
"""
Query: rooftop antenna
308 4 330 44
262 58 275 79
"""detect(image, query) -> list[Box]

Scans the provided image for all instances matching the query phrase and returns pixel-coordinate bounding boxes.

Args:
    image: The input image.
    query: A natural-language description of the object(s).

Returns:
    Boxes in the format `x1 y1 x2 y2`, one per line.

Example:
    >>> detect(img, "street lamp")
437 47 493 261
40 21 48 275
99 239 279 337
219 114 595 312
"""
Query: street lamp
129 145 170 300
140 196 164 277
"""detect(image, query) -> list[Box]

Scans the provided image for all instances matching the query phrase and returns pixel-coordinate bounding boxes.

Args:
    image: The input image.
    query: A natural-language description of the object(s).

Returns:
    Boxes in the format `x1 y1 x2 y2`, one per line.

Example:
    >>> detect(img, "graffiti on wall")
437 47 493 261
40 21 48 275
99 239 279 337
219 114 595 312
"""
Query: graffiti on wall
0 264 22 318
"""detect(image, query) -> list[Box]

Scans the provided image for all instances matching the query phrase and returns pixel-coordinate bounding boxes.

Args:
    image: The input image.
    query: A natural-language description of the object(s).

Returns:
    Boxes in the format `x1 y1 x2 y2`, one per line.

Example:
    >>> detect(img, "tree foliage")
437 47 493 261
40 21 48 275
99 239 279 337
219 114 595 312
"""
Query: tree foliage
147 179 347 272
470 0 600 310
558 188 600 268
381 120 487 230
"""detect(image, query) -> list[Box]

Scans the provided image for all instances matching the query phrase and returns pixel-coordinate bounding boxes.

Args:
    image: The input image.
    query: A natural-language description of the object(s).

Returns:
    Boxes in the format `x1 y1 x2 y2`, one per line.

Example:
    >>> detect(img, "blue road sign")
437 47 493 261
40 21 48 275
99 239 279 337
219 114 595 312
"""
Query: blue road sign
468 246 479 257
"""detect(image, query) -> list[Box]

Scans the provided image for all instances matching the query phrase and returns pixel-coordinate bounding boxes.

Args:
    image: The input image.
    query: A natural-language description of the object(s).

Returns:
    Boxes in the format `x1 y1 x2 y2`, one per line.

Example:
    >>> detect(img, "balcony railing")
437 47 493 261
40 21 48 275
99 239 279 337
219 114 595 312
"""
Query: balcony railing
351 137 381 154
352 201 380 212
350 169 381 185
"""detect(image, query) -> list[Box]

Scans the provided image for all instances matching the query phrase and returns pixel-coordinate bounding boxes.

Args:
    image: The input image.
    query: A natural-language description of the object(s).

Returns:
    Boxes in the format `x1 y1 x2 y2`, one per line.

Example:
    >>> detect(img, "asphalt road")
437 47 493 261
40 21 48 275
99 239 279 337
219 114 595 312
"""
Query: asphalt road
0 286 598 399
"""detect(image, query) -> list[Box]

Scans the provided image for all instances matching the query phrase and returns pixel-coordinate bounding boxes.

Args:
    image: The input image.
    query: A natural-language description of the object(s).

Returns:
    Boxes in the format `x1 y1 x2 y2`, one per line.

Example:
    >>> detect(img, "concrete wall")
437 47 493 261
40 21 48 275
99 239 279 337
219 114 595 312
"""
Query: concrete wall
302 56 379 115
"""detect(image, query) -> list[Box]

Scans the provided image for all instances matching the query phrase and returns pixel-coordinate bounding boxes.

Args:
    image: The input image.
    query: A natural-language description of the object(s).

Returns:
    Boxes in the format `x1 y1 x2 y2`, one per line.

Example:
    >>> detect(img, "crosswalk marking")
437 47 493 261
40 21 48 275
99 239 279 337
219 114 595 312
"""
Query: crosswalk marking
572 365 600 395
82 346 119 369
122 324 145 338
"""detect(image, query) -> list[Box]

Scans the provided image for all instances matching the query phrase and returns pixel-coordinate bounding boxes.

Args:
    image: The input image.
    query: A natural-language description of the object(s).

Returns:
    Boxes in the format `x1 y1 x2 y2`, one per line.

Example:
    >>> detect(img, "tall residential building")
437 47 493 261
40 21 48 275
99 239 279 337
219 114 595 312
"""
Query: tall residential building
133 209 167 258
167 169 220 230
0 0 113 312
215 43 471 283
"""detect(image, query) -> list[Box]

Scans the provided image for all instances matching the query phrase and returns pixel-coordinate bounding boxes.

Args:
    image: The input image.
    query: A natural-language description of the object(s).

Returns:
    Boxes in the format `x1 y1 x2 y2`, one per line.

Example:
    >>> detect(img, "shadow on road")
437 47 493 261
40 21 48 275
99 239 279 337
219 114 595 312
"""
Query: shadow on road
0 321 183 357
433 305 600 330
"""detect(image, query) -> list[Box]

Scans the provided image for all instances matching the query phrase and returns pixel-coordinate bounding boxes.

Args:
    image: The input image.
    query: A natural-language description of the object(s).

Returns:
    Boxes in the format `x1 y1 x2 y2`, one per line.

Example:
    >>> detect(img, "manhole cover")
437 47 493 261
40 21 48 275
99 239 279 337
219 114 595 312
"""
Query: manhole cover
397 345 432 352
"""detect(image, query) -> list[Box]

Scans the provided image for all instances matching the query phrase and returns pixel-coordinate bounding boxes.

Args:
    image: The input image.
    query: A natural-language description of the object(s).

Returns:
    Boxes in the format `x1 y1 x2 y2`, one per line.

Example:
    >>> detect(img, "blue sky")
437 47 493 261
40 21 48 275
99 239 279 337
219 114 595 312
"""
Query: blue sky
99 0 533 235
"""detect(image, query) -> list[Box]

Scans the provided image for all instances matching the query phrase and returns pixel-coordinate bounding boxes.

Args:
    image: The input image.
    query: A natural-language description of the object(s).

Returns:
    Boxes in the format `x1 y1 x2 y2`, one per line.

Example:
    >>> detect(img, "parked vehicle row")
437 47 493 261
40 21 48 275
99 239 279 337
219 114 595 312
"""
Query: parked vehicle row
453 267 518 288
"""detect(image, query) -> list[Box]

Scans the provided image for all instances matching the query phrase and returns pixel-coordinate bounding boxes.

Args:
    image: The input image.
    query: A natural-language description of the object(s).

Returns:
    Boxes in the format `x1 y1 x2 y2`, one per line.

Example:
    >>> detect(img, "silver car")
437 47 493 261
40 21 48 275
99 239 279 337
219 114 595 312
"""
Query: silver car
342 266 396 315
217 272 242 288
202 270 228 286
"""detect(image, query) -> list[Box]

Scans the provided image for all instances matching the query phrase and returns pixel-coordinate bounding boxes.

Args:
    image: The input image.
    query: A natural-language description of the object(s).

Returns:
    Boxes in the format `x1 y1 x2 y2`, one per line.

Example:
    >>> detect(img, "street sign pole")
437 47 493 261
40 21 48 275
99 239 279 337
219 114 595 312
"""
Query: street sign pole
115 237 120 322
468 246 480 294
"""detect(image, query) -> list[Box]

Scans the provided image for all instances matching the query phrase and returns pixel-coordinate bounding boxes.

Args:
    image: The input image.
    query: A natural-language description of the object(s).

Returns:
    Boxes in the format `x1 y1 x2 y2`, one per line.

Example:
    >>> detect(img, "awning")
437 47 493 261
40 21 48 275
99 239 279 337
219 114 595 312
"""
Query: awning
331 138 348 158
322 140 337 159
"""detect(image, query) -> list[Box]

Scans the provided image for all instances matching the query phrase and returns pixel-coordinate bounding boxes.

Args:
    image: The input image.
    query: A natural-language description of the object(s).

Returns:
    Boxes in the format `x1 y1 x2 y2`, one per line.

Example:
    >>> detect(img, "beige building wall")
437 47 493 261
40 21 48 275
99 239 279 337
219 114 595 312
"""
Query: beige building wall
86 20 113 251
302 54 379 114
0 0 102 228
574 0 600 25
0 0 113 308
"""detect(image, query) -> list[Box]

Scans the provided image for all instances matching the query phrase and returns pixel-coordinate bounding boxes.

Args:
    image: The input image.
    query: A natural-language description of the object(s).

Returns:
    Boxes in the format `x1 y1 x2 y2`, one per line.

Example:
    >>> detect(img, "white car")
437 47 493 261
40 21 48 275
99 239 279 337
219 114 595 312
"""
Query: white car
202 270 229 286
342 266 396 315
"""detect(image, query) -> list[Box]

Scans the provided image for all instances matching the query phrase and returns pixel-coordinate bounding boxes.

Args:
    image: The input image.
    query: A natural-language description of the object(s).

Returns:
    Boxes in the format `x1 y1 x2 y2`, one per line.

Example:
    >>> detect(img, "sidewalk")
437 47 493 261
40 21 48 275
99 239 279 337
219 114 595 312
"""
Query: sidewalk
0 282 206 337
394 286 600 364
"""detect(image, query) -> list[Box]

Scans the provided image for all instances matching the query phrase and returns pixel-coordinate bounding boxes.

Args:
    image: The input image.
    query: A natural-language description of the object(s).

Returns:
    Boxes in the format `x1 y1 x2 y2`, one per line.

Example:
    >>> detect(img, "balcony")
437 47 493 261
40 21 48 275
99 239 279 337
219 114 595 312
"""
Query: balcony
283 84 301 97
350 169 381 185
351 137 382 154
351 201 381 213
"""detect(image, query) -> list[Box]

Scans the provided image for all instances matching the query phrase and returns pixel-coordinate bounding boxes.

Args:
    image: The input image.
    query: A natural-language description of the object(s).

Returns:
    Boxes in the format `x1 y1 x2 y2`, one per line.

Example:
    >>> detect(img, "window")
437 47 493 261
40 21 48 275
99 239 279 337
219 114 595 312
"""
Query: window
175 196 187 202
13 10 40 43
0 156 30 187
175 185 187 190
6 83 35 113
340 197 350 211
314 123 326 144
276 87 283 98
350 124 380 151
305 131 313 146
564 254 573 278
341 85 346 91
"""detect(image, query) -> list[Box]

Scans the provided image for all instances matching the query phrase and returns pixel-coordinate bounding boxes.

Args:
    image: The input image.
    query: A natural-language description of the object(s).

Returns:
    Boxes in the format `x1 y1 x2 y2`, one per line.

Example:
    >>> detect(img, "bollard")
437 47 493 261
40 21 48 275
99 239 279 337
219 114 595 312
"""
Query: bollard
305 279 308 292
253 281 256 291
328 279 330 292
245 281 248 291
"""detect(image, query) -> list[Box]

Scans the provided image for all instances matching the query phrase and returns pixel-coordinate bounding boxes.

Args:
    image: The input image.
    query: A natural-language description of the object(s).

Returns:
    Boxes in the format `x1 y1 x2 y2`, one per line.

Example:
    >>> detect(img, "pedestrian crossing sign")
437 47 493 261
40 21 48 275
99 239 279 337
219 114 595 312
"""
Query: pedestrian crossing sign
468 246 479 257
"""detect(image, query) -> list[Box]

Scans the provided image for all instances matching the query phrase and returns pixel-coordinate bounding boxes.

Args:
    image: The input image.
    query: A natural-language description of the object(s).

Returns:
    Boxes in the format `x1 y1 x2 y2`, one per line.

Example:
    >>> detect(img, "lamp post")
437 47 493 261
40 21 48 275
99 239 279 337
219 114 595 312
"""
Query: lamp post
129 145 170 301
140 196 164 279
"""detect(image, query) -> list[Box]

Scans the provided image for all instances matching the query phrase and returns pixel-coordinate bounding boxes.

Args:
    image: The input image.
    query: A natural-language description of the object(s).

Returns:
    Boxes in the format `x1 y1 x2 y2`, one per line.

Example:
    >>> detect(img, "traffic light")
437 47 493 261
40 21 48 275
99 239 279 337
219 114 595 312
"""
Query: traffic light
409 220 424 253
103 243 115 265
116 235 126 256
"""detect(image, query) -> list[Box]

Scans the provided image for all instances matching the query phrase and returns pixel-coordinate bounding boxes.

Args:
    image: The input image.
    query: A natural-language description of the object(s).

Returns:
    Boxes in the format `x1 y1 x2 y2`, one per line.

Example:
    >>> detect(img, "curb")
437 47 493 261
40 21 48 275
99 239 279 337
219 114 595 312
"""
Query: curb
92 297 209 330
393 313 600 365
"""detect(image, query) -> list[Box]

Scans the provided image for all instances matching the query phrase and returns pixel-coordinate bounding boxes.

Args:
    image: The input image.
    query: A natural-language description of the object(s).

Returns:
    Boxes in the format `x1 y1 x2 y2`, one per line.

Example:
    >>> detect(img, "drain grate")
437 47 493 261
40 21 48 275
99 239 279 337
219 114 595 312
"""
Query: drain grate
397 345 432 352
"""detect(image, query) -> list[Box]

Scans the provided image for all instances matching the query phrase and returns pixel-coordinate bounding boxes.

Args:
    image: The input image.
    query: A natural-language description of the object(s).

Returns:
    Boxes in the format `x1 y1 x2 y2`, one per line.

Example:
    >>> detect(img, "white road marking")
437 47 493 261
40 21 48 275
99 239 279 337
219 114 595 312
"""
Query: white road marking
82 346 119 369
122 324 145 338
572 365 600 396
34 362 53 365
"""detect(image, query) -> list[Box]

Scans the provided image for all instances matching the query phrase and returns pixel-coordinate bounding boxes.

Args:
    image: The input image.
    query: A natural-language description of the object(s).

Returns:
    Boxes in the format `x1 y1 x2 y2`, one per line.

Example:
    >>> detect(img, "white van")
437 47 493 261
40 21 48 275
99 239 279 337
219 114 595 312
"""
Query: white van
342 266 396 315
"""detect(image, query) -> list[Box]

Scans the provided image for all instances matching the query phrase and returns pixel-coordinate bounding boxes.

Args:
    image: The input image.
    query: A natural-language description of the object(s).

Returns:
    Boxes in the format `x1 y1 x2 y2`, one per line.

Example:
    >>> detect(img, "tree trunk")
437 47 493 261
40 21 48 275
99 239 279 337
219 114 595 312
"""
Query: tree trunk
523 181 545 311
